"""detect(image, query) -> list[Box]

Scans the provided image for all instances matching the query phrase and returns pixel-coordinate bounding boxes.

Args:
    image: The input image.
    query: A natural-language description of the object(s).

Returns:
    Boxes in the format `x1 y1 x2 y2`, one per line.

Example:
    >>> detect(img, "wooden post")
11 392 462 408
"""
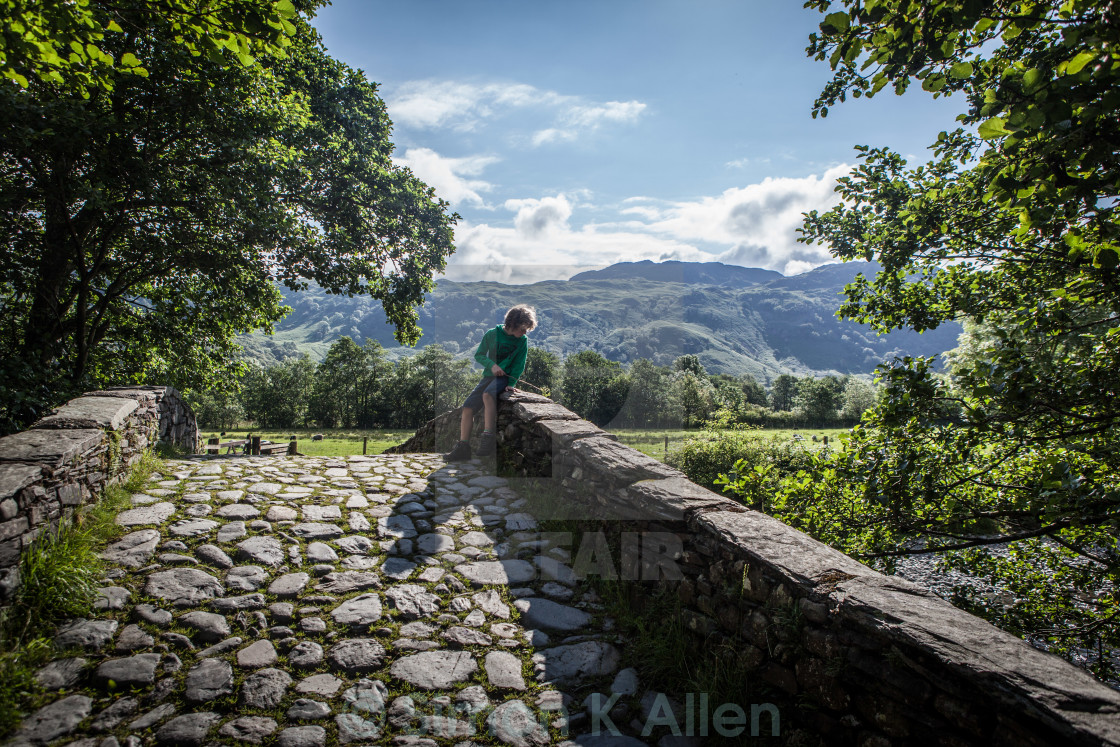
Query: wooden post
288 438 298 456
664 435 669 458
207 436 219 455
363 436 368 455
251 436 261 456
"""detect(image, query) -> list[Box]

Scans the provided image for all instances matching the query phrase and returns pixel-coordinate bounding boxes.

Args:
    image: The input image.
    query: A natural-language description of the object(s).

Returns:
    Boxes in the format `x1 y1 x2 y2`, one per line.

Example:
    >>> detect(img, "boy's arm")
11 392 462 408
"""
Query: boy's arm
474 328 498 371
500 338 528 388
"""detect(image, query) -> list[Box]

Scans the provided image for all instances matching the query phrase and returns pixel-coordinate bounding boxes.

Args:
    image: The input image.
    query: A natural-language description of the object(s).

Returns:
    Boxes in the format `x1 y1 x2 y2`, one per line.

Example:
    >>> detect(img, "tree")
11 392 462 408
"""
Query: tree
309 337 389 428
740 374 769 407
792 0 1120 679
838 377 877 423
560 350 630 427
1 0 299 92
619 358 673 428
671 372 713 429
672 354 706 378
189 389 245 432
0 3 455 432
383 344 472 428
521 348 561 397
240 356 313 428
794 377 841 424
768 374 800 412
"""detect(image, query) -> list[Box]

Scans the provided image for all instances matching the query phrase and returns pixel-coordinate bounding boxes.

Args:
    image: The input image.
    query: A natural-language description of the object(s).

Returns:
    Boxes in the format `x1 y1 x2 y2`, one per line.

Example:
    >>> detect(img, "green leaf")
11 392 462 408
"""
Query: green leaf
120 52 140 68
922 76 946 92
821 12 850 34
977 117 1010 139
949 61 973 79
1065 51 1095 75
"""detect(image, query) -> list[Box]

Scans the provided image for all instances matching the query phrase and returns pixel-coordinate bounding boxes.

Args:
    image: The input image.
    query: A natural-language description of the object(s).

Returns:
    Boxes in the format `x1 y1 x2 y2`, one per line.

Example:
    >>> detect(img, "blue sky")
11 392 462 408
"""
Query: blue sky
313 0 965 282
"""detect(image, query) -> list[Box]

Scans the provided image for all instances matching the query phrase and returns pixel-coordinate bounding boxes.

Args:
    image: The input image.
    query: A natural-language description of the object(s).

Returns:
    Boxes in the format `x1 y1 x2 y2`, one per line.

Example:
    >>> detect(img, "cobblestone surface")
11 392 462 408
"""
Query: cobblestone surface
8 454 669 746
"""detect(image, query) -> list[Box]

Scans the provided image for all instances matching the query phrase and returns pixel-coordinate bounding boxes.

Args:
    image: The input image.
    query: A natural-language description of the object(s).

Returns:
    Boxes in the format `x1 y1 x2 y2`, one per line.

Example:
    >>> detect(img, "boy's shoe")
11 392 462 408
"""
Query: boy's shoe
445 440 472 462
476 433 497 457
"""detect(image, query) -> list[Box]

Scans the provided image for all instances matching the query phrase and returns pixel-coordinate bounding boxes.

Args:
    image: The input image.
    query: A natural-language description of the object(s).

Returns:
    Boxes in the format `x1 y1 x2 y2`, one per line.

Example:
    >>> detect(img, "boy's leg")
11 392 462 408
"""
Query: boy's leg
459 406 475 442
482 393 497 433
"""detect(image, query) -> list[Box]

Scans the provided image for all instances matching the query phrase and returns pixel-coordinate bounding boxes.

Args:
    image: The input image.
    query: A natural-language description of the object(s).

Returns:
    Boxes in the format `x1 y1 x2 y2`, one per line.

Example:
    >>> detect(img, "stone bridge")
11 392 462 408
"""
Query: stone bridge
4 388 1120 747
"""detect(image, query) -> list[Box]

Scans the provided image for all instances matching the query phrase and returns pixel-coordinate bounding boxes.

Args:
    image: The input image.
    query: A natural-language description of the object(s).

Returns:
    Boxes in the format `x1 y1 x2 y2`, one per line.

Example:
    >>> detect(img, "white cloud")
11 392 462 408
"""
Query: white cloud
531 100 646 146
630 165 851 275
443 194 708 283
387 79 646 145
394 148 499 207
504 195 573 238
425 164 851 281
726 156 771 169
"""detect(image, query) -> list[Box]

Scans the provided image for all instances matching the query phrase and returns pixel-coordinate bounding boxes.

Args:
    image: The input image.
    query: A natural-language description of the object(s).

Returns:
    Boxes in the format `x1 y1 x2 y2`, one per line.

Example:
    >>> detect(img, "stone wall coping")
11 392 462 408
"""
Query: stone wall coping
606 476 744 522
0 463 44 501
534 418 615 446
512 400 582 423
695 509 872 585
85 388 159 405
32 396 139 431
836 574 1120 739
568 436 681 483
0 428 105 466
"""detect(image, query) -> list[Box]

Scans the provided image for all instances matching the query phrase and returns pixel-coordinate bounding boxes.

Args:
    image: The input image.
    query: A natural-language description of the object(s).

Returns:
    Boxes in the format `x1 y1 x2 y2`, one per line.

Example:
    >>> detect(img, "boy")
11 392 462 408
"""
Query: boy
445 305 537 461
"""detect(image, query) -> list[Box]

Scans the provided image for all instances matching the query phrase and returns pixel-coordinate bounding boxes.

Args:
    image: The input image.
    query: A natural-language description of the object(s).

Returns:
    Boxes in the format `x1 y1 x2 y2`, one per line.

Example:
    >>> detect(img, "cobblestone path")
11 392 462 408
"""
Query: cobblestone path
10 454 659 747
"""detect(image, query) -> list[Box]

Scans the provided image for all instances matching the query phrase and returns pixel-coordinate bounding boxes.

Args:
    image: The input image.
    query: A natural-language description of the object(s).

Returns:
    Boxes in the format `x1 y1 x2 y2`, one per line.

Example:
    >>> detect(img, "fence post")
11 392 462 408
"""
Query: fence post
251 436 261 456
288 438 298 456
363 436 368 455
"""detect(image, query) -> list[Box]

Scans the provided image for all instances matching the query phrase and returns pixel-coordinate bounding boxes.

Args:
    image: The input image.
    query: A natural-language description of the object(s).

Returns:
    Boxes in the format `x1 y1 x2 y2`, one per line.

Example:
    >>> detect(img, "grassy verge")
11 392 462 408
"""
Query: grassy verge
0 450 162 737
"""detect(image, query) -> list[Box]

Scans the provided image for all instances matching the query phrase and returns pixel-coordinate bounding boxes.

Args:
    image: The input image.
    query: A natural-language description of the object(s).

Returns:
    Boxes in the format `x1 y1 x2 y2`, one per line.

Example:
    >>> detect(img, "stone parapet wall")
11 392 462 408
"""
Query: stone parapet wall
0 386 198 602
396 391 1120 746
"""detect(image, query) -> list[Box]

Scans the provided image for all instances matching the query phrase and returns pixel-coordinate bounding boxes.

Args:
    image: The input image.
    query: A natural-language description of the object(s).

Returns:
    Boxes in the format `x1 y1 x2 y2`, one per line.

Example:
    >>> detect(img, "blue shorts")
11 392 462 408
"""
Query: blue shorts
462 376 508 411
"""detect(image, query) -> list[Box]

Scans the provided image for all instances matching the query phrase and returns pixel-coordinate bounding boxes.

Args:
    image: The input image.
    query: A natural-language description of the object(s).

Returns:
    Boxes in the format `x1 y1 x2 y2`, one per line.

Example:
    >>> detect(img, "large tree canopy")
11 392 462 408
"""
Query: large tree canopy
1 0 298 92
780 0 1120 679
0 1 456 431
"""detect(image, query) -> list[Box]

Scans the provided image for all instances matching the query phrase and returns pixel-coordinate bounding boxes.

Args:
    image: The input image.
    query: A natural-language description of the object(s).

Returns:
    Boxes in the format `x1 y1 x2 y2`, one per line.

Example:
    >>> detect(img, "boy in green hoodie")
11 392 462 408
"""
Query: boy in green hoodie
445 304 537 460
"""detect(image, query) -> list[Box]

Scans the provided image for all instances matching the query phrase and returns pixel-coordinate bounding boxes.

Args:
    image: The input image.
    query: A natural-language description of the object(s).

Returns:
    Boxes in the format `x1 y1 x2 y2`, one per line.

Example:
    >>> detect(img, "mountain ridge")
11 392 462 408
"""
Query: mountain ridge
239 260 960 381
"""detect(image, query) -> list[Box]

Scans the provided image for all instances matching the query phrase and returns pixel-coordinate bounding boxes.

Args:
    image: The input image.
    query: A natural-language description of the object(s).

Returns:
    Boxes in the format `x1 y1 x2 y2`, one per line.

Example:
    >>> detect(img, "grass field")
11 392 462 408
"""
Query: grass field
202 425 851 460
612 426 852 460
199 428 416 457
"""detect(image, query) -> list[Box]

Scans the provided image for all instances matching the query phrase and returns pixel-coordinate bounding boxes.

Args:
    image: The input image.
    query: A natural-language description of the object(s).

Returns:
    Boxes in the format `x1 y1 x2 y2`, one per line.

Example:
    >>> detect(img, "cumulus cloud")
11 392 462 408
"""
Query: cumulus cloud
442 195 708 283
505 195 573 237
628 164 850 275
386 79 646 145
394 148 499 207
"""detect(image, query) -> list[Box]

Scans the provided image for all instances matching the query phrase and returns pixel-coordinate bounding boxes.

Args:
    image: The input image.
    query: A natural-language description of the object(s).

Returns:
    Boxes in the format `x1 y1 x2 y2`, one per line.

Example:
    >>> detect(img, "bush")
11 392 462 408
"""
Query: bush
667 429 818 507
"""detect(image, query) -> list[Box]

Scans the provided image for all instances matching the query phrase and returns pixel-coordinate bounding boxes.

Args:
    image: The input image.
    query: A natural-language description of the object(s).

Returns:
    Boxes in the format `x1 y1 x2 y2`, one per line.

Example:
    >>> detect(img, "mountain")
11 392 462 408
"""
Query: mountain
239 260 961 381
569 260 782 288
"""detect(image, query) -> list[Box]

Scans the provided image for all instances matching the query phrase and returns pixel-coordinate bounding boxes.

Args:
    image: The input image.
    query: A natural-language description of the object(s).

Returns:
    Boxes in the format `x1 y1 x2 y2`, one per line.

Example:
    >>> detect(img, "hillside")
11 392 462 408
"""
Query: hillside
239 260 961 380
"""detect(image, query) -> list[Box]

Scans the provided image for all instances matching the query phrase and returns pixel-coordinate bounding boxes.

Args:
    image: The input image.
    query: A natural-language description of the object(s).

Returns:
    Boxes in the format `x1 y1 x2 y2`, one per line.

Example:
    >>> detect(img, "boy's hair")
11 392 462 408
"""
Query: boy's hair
504 304 537 331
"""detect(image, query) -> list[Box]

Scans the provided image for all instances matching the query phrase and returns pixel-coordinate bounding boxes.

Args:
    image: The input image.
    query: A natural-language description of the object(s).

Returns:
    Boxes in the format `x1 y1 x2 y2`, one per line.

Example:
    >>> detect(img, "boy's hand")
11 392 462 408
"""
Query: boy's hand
491 364 506 376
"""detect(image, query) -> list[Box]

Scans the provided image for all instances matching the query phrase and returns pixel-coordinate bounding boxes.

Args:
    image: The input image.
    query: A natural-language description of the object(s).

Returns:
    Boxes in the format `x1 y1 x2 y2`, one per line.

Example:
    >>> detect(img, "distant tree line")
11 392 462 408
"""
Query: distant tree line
189 338 879 431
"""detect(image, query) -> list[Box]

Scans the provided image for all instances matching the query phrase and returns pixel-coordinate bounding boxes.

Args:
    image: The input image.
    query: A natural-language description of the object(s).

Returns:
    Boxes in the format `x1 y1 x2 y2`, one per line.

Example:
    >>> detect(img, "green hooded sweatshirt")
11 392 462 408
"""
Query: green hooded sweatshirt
473 324 528 388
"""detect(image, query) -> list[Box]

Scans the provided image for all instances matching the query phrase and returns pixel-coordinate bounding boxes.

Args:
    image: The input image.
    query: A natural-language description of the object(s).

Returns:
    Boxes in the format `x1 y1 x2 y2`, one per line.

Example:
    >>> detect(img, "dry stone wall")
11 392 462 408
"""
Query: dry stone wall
0 386 198 602
394 390 1120 746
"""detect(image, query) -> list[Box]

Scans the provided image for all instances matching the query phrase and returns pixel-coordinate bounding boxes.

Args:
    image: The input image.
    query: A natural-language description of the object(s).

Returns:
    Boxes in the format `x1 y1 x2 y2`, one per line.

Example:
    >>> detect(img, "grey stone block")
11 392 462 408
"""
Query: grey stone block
33 396 138 431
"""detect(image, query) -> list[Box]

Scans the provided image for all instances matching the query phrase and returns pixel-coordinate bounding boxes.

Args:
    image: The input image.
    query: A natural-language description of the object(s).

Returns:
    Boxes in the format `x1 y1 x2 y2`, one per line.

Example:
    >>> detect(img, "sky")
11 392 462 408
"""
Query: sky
312 0 966 282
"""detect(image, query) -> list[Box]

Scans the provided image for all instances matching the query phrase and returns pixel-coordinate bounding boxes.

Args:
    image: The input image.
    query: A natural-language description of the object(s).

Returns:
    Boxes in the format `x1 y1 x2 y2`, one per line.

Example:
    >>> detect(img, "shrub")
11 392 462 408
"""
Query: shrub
667 429 818 508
